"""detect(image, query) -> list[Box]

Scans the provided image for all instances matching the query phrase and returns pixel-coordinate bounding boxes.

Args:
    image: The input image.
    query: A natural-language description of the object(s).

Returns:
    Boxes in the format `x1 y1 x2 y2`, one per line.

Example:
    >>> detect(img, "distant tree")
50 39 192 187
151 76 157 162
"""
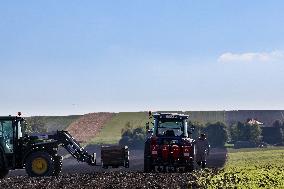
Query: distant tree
203 122 228 147
121 121 133 137
249 124 262 143
273 120 282 128
230 122 261 143
188 121 205 139
119 122 145 148
262 120 284 144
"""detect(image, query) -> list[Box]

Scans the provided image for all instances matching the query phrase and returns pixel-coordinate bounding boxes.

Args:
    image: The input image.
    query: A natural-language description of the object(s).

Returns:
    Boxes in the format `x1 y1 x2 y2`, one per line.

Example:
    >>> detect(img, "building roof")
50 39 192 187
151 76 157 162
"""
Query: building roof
247 118 263 125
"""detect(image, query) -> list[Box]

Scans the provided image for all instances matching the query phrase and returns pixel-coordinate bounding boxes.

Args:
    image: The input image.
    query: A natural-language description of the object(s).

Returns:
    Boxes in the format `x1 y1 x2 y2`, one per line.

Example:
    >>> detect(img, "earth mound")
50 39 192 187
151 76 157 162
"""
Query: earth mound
67 113 114 142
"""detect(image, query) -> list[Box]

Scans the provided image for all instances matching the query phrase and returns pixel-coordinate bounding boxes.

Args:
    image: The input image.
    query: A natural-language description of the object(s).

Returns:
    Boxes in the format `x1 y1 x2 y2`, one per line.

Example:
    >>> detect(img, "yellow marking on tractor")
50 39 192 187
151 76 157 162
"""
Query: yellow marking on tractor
31 157 48 175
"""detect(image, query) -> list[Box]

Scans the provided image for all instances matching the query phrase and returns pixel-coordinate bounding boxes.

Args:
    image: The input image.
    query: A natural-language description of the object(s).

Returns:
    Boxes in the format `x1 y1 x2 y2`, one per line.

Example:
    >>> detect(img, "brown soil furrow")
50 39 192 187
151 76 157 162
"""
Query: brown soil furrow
66 113 114 142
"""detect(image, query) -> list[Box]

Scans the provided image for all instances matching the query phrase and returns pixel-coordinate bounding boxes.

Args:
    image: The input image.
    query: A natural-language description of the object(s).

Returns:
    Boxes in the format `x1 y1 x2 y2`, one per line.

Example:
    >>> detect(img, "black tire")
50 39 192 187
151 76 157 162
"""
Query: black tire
102 161 108 169
124 148 130 168
144 141 153 172
25 151 55 177
0 151 9 179
53 155 62 176
185 160 194 172
144 157 153 172
0 168 9 179
201 161 206 169
124 159 129 168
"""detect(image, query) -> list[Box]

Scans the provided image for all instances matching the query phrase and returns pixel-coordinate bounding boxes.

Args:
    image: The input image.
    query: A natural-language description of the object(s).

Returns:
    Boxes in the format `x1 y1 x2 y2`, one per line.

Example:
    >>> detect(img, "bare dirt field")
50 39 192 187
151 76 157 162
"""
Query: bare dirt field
66 113 114 143
3 147 227 189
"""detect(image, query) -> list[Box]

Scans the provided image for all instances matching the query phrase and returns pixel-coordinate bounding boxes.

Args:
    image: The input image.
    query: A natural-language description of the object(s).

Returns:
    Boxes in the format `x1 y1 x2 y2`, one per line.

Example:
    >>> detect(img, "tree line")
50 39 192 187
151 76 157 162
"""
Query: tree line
190 119 284 147
120 119 284 148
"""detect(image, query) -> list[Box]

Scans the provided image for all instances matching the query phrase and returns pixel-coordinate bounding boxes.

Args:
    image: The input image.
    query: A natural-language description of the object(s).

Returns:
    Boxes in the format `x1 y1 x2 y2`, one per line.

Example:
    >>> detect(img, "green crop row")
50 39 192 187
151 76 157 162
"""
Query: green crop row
196 147 284 188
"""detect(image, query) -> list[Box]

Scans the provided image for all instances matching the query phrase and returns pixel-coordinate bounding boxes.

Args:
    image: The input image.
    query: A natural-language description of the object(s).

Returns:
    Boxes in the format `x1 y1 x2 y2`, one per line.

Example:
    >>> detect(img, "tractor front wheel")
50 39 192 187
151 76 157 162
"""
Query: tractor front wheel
185 160 194 172
0 168 9 179
53 155 63 176
25 151 55 177
144 157 153 172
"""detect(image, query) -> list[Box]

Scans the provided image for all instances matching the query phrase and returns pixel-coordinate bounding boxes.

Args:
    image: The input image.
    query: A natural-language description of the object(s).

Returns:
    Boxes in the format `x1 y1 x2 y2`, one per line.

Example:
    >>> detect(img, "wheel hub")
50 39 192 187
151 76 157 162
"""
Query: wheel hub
31 157 48 175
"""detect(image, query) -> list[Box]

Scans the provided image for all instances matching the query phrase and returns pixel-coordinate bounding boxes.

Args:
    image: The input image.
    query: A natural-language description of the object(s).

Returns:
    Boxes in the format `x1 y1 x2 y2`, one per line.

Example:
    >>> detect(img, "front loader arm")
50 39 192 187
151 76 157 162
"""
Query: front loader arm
33 131 96 166
52 131 96 165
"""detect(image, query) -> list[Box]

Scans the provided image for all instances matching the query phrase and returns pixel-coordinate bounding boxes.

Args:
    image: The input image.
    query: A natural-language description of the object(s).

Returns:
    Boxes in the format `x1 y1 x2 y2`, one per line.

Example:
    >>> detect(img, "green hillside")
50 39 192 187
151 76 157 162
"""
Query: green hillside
90 112 149 144
43 115 82 131
26 115 82 133
186 111 226 125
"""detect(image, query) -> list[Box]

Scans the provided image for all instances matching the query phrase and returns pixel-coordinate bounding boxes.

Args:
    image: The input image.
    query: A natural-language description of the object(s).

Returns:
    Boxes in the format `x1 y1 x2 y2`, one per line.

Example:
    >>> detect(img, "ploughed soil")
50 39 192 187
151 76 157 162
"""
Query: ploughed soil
3 147 227 189
1 172 200 189
66 113 114 143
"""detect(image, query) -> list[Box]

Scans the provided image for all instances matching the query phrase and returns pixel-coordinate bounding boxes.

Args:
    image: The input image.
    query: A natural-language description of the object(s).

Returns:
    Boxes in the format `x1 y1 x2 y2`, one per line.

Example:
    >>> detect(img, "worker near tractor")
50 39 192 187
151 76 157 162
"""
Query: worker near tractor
194 133 210 168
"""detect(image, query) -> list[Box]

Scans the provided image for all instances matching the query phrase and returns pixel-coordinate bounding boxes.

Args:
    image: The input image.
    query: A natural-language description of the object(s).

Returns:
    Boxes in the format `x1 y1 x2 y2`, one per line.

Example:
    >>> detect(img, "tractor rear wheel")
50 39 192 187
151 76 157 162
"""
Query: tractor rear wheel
0 152 9 179
25 151 55 177
144 141 153 172
0 168 9 179
144 157 153 172
185 160 194 172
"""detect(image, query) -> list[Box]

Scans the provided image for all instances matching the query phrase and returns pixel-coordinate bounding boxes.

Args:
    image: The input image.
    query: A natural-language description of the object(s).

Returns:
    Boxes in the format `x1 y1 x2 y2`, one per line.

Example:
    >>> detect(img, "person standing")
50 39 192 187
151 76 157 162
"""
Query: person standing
194 133 210 168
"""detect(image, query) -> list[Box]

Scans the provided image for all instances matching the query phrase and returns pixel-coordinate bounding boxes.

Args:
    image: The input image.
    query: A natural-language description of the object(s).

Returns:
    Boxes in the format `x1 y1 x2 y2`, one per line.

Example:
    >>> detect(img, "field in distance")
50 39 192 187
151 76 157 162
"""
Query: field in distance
197 147 284 188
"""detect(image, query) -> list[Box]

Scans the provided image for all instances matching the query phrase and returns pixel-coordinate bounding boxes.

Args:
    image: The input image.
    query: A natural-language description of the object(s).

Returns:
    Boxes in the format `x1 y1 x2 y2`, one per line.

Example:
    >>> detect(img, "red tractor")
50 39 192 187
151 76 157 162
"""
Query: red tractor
144 112 195 172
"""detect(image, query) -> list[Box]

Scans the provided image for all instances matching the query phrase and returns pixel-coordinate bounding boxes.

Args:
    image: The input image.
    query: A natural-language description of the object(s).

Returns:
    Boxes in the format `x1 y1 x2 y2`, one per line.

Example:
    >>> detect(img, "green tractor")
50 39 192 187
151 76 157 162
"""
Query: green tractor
0 114 129 178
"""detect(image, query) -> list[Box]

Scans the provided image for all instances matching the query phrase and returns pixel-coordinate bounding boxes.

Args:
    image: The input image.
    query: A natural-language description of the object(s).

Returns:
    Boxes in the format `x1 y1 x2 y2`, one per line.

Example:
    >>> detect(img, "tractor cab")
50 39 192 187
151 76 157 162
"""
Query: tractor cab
0 114 27 178
149 113 194 146
153 113 190 138
0 115 25 154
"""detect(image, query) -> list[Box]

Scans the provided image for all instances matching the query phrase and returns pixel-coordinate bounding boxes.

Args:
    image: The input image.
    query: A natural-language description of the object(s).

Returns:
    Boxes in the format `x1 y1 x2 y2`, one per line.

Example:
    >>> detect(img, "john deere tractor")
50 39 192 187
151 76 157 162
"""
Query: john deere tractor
144 112 195 172
0 114 129 178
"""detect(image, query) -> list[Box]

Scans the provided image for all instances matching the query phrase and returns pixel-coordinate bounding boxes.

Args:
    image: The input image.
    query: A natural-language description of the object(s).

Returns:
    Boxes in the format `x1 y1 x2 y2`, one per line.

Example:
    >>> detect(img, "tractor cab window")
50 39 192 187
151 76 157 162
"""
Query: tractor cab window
156 120 185 137
18 121 23 139
0 120 14 153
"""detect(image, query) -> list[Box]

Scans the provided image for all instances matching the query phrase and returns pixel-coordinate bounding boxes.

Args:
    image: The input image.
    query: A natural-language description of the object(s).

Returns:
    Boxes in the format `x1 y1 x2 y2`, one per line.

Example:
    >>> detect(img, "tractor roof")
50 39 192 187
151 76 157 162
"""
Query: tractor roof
153 113 189 120
0 116 23 121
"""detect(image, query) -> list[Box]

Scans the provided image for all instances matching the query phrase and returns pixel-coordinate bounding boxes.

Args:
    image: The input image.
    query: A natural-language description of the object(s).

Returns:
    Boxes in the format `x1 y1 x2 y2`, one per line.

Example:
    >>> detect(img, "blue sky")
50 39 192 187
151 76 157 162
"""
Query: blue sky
1 1 284 116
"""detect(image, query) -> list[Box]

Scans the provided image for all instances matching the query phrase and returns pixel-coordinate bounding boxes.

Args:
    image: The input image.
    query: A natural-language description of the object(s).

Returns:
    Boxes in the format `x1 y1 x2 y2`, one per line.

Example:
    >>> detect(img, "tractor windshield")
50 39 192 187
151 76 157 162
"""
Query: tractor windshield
156 119 186 137
0 120 14 153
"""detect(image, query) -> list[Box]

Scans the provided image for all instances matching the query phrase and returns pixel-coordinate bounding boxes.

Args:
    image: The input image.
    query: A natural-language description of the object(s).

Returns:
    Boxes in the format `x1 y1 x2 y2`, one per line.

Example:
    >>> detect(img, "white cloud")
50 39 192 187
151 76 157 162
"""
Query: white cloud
218 50 284 63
